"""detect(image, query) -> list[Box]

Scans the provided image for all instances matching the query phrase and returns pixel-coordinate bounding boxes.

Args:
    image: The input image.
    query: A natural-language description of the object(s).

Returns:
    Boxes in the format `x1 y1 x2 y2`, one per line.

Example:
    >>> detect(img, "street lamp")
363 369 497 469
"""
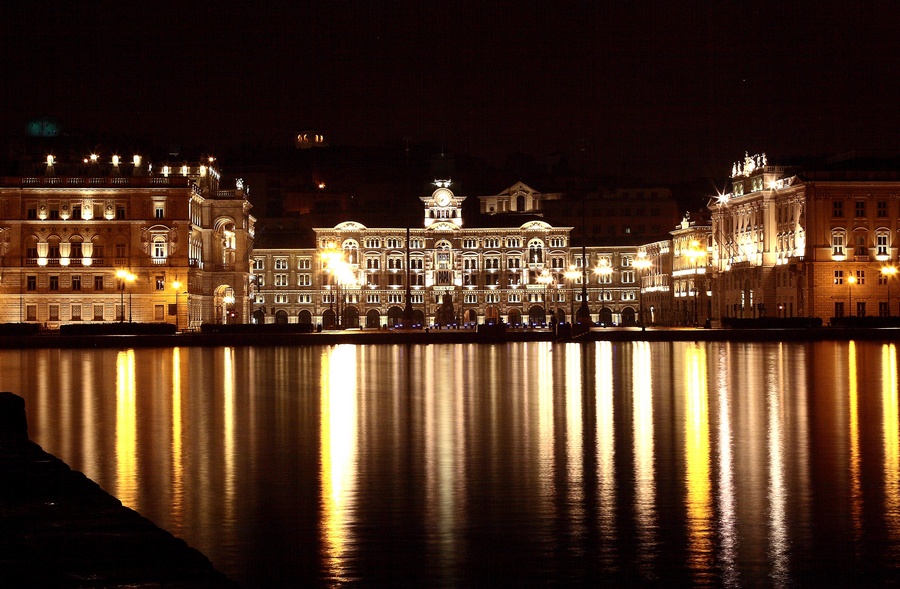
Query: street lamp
172 280 183 331
536 268 554 328
686 240 705 325
564 265 580 324
116 269 135 322
882 265 898 316
323 247 358 329
633 252 652 329
593 259 612 326
847 274 857 318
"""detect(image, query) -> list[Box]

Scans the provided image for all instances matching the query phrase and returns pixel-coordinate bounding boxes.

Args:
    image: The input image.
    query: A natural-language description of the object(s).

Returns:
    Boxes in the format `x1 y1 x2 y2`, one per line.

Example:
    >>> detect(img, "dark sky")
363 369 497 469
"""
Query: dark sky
3 1 898 182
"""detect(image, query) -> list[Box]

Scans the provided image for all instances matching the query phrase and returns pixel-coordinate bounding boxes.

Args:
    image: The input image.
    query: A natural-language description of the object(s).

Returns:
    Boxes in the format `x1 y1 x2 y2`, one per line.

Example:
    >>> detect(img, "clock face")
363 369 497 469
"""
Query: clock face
435 189 451 206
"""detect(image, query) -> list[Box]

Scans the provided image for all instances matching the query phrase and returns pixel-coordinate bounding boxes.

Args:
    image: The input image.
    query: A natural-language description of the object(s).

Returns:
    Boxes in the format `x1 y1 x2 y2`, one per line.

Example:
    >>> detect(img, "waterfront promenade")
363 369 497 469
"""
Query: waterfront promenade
3 325 900 349
0 392 240 588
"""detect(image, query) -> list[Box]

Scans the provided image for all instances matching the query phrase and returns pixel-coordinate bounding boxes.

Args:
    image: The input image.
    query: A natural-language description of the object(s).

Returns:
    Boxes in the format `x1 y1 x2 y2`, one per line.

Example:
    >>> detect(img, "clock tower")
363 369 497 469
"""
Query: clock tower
421 181 465 228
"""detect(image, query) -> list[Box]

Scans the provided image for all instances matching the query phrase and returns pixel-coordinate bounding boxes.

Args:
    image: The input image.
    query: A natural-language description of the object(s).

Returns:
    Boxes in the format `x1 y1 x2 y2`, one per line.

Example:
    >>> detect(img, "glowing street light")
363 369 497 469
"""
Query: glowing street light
116 269 136 322
633 252 652 329
686 240 706 325
564 265 580 324
536 268 554 327
882 266 898 317
848 274 857 317
594 259 612 325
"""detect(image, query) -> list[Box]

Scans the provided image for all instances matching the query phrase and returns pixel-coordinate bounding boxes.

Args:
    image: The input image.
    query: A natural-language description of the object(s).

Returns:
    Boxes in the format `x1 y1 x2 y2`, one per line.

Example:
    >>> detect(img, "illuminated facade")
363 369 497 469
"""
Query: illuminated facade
0 155 255 327
710 152 900 320
251 183 646 328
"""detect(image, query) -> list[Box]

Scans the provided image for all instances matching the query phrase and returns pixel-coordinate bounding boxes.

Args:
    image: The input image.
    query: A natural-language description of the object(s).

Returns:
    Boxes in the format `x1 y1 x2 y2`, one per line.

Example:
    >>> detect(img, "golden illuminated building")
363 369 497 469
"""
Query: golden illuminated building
0 153 255 327
710 152 900 321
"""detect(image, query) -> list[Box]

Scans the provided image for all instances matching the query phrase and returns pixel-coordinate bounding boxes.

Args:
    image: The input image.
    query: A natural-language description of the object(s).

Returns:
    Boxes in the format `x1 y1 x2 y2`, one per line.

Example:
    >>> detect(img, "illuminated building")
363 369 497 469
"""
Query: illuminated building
0 153 255 327
251 181 645 328
710 152 900 320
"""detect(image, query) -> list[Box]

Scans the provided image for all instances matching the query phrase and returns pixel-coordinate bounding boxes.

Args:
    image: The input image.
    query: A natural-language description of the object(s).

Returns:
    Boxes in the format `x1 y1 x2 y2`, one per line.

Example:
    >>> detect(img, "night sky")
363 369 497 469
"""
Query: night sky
3 1 898 182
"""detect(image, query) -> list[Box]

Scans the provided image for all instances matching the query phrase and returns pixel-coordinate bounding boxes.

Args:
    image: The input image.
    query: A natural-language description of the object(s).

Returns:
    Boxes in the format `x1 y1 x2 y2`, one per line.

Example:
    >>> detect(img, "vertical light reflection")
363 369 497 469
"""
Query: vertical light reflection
767 344 789 587
565 344 584 547
848 342 862 546
538 342 555 514
684 344 713 580
115 349 137 508
171 347 185 531
883 343 900 555
223 347 236 525
595 341 616 565
632 341 657 577
320 345 359 583
715 345 739 587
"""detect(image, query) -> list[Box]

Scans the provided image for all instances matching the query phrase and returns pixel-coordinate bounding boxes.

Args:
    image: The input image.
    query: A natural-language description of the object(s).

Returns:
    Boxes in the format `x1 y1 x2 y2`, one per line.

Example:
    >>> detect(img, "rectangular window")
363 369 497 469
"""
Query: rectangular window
27 275 37 291
71 305 81 321
878 201 888 217
855 201 866 218
72 204 82 219
881 302 890 317
49 276 59 291
855 235 867 257
834 270 844 285
49 304 59 321
93 304 104 321
832 233 845 257
298 274 311 286
877 234 889 257
116 304 124 321
275 274 288 286
116 243 126 258
298 258 311 269
94 275 104 291
155 305 165 320
857 301 866 317
622 270 635 283
26 305 37 321
116 206 126 219
856 270 866 285
275 294 288 304
27 208 37 219
833 200 844 217
155 204 165 219
71 275 82 291
835 301 845 318
156 276 165 290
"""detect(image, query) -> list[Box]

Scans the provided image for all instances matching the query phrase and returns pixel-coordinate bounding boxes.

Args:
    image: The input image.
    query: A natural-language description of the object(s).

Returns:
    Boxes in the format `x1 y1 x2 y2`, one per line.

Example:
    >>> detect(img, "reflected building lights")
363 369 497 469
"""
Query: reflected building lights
684 344 713 579
767 344 789 587
595 341 617 565
883 344 900 554
849 342 862 546
172 347 185 531
565 344 584 547
633 341 657 578
224 347 236 528
115 349 137 508
320 345 358 583
716 344 739 587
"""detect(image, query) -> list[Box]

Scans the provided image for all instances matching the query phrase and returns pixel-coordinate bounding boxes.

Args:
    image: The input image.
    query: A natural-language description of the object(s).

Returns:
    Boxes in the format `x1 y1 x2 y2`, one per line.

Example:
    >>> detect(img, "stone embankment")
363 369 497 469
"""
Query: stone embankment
0 392 239 588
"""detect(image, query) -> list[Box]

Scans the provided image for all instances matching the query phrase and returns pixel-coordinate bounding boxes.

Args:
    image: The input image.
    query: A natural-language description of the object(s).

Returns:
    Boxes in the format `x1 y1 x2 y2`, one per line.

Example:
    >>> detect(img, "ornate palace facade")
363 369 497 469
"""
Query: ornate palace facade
251 183 645 328
0 155 255 328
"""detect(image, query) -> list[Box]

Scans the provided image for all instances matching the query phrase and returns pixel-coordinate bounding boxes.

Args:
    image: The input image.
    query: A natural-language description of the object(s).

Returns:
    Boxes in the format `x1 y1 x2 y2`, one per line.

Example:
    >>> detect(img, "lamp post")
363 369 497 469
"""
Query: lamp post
882 265 898 316
537 268 554 328
116 269 135 322
593 259 612 326
633 253 652 329
172 280 182 331
564 266 580 324
848 274 856 317
686 240 705 326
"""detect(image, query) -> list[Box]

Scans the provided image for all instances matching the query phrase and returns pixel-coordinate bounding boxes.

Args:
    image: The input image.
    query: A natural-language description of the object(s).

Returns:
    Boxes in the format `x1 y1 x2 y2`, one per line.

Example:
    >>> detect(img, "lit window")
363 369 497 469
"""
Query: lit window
275 258 288 270
832 231 846 258
275 274 288 286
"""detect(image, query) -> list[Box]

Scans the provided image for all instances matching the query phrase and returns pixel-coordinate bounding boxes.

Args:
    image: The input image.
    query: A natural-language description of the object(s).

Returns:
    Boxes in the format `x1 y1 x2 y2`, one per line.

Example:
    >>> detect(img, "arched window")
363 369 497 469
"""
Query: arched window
342 240 359 265
831 229 846 260
527 240 544 264
152 235 167 259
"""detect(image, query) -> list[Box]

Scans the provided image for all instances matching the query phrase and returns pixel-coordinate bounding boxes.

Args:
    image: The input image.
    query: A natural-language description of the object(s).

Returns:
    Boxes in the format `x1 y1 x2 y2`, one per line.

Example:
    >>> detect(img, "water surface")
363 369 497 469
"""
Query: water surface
3 341 900 587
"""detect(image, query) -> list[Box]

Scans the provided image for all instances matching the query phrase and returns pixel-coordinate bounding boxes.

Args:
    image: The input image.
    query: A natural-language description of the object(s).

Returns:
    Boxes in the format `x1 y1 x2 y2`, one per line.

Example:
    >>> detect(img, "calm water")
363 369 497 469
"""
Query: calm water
3 341 900 587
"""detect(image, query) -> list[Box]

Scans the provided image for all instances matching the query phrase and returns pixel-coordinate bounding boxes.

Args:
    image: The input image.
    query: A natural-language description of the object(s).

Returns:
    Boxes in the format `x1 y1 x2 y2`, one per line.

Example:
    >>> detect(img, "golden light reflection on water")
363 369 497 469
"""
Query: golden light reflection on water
849 342 862 546
595 341 616 565
767 344 789 587
320 345 359 582
115 349 137 508
684 343 712 579
565 344 585 547
883 343 900 553
223 347 236 525
632 341 656 577
171 347 184 531
715 345 738 587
